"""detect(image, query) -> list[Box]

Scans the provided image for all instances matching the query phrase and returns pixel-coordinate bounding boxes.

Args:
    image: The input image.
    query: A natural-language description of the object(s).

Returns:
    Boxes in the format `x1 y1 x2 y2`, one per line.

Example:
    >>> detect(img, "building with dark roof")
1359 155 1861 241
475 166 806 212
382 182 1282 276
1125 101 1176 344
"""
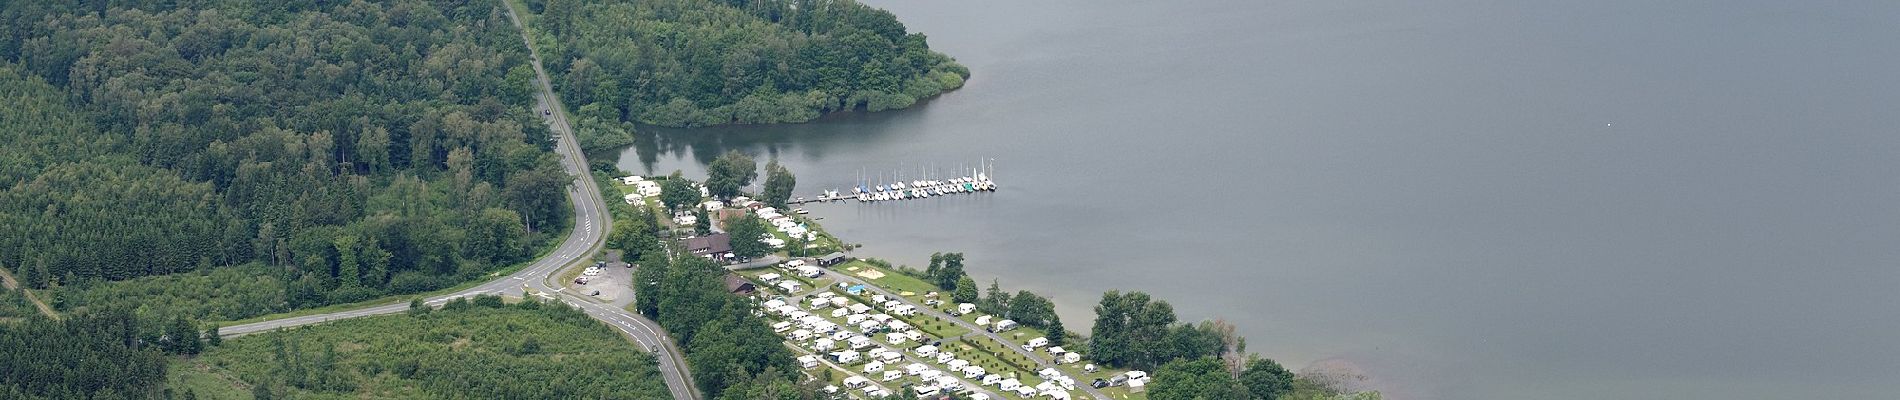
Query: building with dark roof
724 274 757 295
685 233 733 259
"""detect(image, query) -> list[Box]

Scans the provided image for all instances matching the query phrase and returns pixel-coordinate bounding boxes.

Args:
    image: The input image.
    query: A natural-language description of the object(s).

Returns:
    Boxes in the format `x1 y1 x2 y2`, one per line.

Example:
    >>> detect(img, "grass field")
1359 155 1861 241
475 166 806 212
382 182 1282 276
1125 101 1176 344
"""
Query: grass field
170 299 668 400
839 261 941 296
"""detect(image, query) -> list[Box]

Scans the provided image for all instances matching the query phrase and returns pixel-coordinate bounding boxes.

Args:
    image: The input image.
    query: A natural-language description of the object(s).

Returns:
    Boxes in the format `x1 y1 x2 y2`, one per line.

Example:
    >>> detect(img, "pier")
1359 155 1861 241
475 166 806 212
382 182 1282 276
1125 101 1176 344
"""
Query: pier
787 174 998 205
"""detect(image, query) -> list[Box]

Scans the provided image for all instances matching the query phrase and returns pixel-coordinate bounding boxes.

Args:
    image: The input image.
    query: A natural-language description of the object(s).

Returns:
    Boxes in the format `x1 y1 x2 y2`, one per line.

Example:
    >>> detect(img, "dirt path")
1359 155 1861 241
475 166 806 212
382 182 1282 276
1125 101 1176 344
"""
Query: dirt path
0 266 59 319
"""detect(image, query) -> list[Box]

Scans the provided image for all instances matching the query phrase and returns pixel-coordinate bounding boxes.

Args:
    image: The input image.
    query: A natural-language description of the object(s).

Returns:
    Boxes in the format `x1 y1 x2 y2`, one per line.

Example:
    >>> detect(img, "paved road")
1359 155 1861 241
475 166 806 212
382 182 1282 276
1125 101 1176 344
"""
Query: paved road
824 270 1112 400
221 4 701 399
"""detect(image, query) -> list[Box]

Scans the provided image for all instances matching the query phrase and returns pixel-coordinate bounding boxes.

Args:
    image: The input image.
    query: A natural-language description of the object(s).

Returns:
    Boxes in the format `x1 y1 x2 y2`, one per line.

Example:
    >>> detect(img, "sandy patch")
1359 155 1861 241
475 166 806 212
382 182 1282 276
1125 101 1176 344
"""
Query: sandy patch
856 269 885 279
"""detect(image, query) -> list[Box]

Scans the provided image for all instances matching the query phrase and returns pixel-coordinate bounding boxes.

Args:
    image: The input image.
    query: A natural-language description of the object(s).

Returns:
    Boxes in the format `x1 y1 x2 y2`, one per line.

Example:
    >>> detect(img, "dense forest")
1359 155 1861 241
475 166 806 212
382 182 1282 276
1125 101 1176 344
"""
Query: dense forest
0 311 170 399
0 0 567 319
172 297 670 399
527 0 969 127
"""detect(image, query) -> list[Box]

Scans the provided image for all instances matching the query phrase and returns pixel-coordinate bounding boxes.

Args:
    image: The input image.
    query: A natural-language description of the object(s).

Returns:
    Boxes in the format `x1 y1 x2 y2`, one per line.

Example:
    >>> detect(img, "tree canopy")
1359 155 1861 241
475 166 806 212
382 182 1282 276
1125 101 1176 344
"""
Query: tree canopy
762 159 797 208
726 215 773 260
0 311 169 399
1090 291 1225 371
532 0 969 127
1149 357 1248 400
0 0 566 318
706 151 758 199
633 255 806 397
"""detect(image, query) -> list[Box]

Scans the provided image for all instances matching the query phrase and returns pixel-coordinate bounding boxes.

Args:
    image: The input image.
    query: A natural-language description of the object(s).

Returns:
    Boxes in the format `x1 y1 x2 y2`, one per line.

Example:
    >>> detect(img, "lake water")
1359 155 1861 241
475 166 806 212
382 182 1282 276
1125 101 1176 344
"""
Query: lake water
613 0 1900 398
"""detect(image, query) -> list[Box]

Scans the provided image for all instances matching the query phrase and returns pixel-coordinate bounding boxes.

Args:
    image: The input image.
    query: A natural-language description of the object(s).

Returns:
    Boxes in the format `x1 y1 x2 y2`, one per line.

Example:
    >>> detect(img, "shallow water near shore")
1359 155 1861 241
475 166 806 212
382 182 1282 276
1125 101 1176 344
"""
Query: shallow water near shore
616 0 1900 398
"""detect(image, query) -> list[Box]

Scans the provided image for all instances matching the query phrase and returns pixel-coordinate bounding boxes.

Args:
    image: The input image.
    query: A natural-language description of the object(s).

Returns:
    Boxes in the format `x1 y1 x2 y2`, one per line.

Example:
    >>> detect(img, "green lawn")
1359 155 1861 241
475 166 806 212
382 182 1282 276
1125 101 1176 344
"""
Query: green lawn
173 300 668 400
838 261 941 296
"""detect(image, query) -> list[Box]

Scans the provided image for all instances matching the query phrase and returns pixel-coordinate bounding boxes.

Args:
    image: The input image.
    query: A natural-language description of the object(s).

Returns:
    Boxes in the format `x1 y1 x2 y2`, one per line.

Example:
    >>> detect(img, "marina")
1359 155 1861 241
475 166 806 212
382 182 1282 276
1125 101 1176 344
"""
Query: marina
788 162 999 205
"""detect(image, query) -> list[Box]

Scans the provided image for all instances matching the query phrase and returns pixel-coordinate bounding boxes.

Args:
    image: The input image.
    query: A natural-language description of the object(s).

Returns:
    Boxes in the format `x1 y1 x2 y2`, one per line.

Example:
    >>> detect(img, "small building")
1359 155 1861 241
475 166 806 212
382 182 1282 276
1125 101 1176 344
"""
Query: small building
775 280 802 293
812 321 839 333
956 303 977 315
830 297 849 308
890 304 917 316
813 338 836 351
878 350 902 363
992 319 1018 332
998 378 1022 391
796 265 822 278
982 373 1004 386
886 332 909 345
919 369 943 382
830 308 850 318
684 233 733 259
946 359 970 372
759 273 782 282
882 370 904 382
934 376 961 391
964 365 987 379
832 350 861 364
905 363 930 376
975 315 993 326
723 274 756 295
862 361 885 374
913 344 939 357
848 303 873 314
818 252 849 266
790 329 812 341
797 354 820 368
1062 352 1082 364
848 335 874 349
771 321 793 332
843 375 871 389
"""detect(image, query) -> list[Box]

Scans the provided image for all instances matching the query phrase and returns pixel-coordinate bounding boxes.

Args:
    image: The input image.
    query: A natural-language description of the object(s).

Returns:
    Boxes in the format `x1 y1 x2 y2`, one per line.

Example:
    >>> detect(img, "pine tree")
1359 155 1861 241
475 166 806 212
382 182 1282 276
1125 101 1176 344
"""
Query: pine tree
1047 315 1067 346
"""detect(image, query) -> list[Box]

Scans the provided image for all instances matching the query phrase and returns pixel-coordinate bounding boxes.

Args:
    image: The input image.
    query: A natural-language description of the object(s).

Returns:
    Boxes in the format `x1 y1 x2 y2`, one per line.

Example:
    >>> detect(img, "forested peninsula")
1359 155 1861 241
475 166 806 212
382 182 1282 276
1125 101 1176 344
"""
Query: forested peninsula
526 0 969 128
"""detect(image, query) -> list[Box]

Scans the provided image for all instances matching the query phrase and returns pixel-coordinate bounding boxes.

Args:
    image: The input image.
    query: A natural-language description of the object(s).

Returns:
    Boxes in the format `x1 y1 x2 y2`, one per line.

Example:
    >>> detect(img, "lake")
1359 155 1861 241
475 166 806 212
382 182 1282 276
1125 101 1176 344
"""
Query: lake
613 0 1900 398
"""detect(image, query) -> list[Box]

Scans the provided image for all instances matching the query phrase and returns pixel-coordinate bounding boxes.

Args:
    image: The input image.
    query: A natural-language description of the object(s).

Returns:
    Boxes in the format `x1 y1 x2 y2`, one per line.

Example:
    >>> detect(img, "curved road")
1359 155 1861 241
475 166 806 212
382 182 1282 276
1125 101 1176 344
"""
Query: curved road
222 4 700 399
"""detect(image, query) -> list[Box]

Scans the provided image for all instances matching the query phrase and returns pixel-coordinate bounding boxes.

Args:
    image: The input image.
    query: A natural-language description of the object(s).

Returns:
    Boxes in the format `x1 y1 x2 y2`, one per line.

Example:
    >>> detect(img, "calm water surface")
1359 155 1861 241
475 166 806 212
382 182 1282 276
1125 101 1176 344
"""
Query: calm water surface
614 0 1900 398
